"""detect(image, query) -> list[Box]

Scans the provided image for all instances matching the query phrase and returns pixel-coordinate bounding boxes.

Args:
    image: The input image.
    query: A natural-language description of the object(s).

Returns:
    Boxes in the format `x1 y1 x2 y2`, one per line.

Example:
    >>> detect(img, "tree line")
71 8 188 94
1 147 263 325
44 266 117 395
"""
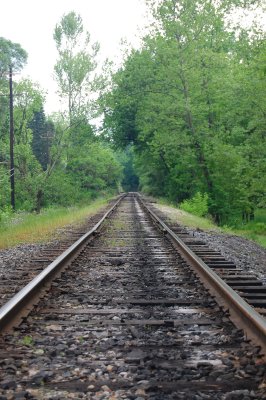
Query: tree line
102 0 266 224
1 2 265 226
0 12 122 213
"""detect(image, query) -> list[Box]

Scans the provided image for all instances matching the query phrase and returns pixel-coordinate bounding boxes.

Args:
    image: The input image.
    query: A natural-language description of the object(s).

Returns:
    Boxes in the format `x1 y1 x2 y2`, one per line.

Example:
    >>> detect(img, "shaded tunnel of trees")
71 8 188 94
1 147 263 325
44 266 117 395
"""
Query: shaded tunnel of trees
0 1 265 226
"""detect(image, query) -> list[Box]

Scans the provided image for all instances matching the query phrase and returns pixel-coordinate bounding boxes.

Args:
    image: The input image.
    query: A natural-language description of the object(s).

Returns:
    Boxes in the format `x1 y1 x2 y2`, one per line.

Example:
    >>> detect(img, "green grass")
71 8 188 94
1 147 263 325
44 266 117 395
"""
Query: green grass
173 210 218 230
2 195 265 250
156 202 219 231
0 198 111 249
155 199 266 248
228 209 266 247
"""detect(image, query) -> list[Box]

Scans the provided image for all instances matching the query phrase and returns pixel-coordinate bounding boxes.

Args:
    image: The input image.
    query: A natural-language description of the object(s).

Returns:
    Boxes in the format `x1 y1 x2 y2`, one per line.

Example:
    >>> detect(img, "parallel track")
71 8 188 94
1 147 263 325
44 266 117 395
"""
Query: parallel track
0 193 265 399
0 196 124 309
138 196 266 351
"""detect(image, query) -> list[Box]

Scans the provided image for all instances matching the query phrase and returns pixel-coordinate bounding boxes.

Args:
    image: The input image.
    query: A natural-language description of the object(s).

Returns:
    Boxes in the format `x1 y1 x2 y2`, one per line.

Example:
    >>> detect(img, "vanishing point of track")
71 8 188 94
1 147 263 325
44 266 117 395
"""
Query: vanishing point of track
0 193 265 399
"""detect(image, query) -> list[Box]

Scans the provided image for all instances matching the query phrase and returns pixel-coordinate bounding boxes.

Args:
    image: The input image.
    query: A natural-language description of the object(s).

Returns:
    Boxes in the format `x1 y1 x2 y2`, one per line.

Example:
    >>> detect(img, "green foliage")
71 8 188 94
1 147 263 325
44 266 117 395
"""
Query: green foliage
233 210 266 234
21 335 34 347
29 107 54 170
157 199 266 248
35 139 123 208
117 146 139 191
54 11 83 47
0 198 111 249
0 25 123 215
0 37 27 74
42 170 80 206
103 0 266 225
0 167 10 208
0 205 12 225
249 223 266 235
222 209 266 247
66 142 123 197
53 11 100 122
2 2 264 230
180 192 209 217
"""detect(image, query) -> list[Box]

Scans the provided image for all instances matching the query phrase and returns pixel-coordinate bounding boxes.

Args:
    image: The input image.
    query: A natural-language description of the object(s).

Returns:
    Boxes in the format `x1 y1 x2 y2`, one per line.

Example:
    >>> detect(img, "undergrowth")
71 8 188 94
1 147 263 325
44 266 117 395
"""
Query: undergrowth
179 192 209 217
229 209 266 248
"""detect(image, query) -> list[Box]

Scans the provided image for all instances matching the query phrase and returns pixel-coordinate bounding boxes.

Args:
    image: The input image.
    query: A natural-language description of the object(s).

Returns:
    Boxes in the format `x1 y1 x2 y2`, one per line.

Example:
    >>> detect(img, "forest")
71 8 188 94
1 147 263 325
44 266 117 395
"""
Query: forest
0 13 123 214
0 0 265 227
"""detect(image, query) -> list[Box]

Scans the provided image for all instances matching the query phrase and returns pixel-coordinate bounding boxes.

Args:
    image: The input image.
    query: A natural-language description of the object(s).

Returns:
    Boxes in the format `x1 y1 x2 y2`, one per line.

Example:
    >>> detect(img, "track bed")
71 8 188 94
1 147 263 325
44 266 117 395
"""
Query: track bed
0 195 265 399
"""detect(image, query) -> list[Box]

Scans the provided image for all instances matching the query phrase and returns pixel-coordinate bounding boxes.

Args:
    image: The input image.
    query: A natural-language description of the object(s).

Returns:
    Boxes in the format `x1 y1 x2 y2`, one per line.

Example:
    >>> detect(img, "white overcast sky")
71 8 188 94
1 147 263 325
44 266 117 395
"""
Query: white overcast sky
1 1 264 114
0 0 147 113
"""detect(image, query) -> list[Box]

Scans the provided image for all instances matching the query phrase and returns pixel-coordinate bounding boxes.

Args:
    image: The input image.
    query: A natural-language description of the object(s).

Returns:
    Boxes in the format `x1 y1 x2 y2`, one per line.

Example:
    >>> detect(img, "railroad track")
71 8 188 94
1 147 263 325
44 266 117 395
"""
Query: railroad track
0 198 121 309
0 193 265 399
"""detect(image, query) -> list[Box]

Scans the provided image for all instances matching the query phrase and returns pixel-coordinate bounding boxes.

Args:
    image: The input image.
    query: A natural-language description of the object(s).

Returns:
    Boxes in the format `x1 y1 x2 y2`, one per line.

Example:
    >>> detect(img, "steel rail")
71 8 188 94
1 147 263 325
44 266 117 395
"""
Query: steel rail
0 194 126 333
138 195 266 355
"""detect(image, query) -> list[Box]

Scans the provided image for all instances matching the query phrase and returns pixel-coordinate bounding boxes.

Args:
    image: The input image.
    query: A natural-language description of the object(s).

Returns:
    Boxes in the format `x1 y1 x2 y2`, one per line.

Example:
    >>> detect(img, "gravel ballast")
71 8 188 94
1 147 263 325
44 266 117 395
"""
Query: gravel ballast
149 202 266 283
0 198 120 306
0 198 265 302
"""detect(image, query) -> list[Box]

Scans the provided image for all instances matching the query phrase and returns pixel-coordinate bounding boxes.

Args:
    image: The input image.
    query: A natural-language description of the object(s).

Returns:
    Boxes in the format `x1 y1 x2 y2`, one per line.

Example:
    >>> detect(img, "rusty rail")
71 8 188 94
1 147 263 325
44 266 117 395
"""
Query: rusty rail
138 195 266 355
1 192 266 356
0 194 126 333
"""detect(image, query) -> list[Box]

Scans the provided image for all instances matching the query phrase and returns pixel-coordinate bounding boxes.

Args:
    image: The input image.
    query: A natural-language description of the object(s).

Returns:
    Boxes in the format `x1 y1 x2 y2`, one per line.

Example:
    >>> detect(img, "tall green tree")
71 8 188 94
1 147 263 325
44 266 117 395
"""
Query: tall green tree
0 37 28 209
103 0 266 223
0 37 27 77
29 107 55 170
53 11 100 123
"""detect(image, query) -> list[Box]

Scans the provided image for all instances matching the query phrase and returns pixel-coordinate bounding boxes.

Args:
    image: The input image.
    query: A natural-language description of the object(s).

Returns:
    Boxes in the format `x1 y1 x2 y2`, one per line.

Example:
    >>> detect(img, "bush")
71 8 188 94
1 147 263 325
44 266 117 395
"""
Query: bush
245 222 266 235
180 192 209 217
0 205 13 225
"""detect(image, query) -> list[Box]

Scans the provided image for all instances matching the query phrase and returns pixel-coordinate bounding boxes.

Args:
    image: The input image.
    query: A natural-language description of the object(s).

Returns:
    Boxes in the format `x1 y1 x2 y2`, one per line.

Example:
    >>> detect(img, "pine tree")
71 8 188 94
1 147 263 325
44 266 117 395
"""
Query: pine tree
29 107 54 170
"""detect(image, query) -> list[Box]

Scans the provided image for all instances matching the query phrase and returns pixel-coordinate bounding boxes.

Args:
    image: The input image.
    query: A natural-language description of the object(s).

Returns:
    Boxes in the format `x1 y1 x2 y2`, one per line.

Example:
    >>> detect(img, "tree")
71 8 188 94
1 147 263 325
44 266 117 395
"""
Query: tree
0 37 27 77
29 107 55 170
104 0 266 224
119 146 139 191
53 11 100 123
67 141 123 197
0 37 28 209
0 38 27 146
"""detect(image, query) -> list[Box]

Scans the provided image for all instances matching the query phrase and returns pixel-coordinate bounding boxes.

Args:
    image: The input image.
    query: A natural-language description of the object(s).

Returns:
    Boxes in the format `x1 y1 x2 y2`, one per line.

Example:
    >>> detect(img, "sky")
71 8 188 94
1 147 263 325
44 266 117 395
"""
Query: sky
1 1 264 114
0 0 147 113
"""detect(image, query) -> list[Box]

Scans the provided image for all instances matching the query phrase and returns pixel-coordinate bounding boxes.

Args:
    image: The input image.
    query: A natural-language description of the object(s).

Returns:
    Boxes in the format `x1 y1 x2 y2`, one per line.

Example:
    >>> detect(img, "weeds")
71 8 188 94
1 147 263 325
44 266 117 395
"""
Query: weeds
0 198 110 249
21 335 34 347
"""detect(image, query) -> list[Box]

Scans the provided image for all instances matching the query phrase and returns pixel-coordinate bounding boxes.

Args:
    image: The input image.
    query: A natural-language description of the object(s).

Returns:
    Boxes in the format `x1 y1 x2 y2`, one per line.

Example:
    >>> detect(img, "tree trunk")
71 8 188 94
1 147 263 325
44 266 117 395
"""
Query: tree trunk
35 189 44 213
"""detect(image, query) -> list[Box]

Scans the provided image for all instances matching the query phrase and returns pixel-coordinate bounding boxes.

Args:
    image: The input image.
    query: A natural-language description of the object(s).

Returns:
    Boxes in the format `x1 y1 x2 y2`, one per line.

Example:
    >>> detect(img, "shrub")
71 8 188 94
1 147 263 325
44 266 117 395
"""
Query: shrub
247 222 266 235
0 205 13 225
180 192 209 217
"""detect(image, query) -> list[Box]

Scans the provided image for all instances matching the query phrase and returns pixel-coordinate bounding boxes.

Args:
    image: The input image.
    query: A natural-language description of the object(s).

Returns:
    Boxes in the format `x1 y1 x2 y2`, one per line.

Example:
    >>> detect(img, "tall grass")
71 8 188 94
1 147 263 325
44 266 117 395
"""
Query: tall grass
230 209 266 247
0 198 110 249
1 197 265 250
